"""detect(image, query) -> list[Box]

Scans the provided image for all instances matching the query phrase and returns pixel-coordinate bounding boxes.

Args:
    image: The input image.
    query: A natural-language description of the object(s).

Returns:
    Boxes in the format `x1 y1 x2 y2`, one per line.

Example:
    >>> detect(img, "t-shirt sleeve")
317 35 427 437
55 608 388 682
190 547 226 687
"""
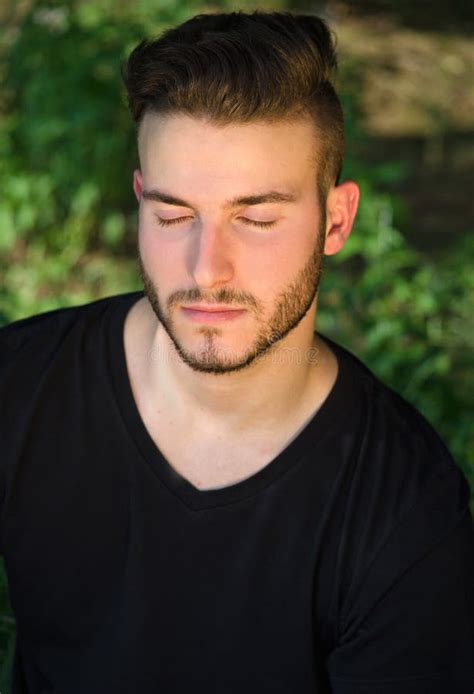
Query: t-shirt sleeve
326 464 474 694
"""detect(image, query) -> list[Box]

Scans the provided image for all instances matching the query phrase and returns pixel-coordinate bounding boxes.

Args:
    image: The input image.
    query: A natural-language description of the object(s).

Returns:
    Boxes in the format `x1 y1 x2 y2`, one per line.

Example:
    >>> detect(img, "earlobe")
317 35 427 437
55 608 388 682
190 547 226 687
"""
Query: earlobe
323 181 360 256
133 170 143 202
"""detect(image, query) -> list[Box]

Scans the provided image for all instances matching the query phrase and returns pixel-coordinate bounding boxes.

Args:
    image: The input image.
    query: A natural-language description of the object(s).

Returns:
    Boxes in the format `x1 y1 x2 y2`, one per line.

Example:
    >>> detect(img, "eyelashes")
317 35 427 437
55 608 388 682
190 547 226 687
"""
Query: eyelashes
154 216 189 227
154 215 276 229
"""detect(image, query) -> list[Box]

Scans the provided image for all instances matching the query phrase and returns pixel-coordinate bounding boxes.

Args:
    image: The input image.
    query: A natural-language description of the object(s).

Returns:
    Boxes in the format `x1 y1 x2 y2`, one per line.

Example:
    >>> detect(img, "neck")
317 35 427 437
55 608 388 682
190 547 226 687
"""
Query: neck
137 299 336 436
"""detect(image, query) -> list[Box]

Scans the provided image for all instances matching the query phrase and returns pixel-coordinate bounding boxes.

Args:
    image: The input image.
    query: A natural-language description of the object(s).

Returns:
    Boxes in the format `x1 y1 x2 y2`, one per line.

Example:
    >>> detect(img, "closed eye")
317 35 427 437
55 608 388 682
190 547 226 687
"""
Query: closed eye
240 218 276 229
154 215 191 227
154 215 276 229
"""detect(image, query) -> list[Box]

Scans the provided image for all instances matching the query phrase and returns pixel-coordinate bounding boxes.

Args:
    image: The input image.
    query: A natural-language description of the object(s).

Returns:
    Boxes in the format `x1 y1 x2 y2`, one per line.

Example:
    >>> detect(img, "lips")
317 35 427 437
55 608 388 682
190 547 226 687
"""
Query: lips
182 305 243 312
181 306 247 323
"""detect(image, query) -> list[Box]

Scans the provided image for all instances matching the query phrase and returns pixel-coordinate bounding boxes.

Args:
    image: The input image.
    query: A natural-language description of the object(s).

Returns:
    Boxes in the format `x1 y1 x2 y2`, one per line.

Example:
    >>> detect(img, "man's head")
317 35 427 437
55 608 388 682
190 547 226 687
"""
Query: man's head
121 11 358 375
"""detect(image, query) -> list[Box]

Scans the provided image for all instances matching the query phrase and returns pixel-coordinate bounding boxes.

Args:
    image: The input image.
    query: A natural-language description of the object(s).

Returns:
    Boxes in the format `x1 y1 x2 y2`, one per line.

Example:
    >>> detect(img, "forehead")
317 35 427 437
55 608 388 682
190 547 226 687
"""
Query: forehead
137 112 318 192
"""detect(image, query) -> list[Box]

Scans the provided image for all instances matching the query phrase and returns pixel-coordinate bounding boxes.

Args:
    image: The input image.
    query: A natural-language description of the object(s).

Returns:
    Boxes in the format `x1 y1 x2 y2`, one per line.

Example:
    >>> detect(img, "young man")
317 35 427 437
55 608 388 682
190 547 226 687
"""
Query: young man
1 10 472 694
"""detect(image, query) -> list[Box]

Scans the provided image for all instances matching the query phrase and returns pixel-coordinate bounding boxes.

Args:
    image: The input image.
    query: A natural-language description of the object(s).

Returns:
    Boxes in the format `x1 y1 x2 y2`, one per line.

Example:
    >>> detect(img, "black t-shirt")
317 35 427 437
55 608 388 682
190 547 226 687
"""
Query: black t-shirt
0 290 472 694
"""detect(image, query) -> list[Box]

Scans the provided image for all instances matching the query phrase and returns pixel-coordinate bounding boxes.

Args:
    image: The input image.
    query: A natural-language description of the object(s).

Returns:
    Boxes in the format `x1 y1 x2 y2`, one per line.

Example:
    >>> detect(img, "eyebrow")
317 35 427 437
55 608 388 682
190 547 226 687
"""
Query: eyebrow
141 188 299 209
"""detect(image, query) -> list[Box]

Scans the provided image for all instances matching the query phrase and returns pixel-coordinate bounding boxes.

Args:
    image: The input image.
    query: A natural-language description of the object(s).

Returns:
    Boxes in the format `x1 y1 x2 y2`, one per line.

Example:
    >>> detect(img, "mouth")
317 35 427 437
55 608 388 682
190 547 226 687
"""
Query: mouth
182 304 244 312
181 306 247 323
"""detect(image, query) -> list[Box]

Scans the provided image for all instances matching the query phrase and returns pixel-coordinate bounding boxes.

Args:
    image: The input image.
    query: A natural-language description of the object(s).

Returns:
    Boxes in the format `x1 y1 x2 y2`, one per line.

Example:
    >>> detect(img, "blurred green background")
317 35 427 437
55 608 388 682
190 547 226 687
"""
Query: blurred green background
0 0 473 686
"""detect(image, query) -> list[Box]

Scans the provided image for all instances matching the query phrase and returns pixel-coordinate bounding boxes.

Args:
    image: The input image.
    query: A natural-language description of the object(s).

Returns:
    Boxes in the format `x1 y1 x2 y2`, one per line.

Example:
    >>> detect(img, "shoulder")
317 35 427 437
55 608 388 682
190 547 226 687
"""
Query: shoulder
0 292 140 352
319 337 473 660
325 334 457 477
322 336 472 613
0 291 143 389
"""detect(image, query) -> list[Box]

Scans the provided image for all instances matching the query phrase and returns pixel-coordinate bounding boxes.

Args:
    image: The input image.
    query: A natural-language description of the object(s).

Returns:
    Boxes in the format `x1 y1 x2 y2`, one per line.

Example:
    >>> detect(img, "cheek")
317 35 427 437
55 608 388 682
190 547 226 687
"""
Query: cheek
138 223 184 279
139 225 157 265
138 234 183 303
249 238 310 293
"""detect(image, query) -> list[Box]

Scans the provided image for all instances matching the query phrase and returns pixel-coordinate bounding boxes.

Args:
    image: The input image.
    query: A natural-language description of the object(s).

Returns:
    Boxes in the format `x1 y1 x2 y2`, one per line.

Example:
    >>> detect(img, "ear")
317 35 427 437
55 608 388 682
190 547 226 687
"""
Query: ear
133 169 143 203
323 181 360 256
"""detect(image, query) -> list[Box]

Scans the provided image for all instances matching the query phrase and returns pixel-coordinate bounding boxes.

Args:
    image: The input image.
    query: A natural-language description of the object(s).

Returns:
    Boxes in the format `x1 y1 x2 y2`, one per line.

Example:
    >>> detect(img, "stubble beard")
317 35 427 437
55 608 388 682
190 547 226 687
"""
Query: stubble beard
138 220 325 375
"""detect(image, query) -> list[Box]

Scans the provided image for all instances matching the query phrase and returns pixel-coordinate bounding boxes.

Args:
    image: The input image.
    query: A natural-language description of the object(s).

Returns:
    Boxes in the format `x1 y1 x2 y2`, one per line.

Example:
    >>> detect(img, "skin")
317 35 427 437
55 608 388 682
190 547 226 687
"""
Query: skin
126 111 359 475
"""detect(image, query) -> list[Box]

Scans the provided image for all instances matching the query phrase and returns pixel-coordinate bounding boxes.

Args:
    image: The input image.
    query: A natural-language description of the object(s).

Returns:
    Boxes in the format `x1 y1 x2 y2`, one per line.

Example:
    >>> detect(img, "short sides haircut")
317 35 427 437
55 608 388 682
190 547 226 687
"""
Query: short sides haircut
121 10 344 205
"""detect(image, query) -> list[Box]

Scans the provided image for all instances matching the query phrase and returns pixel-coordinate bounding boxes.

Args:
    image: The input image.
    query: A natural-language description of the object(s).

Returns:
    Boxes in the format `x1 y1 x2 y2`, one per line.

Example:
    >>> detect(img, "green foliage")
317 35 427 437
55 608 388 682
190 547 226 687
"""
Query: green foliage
0 3 146 324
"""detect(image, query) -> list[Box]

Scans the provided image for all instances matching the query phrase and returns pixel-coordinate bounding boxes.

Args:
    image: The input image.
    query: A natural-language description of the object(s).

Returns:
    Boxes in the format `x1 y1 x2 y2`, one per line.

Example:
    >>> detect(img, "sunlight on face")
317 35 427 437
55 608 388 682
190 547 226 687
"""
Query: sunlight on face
135 113 326 374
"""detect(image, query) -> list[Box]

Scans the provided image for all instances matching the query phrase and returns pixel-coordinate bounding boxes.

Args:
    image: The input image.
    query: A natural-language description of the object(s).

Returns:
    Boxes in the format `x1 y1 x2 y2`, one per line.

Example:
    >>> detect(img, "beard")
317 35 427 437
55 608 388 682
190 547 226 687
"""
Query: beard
138 219 325 375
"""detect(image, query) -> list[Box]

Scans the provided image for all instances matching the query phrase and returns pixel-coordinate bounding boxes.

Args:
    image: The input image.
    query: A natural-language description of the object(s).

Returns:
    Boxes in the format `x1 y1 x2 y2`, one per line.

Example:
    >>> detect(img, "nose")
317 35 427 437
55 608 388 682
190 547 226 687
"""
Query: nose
188 222 234 289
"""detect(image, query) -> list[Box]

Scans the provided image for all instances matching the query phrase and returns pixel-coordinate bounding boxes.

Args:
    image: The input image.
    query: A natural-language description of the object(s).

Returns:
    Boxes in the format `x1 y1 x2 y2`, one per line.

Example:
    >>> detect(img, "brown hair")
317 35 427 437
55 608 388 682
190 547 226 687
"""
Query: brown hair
121 10 344 205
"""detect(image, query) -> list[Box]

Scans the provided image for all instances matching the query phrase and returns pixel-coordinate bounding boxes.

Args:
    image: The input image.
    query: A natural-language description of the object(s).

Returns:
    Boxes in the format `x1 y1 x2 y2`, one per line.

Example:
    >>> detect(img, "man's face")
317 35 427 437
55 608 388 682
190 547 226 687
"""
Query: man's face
134 112 327 375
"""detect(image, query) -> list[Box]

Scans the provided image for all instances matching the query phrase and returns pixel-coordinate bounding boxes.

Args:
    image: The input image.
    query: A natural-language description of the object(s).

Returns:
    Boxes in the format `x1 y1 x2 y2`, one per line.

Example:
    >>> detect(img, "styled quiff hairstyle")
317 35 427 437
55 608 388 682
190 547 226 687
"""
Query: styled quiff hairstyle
121 10 344 205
